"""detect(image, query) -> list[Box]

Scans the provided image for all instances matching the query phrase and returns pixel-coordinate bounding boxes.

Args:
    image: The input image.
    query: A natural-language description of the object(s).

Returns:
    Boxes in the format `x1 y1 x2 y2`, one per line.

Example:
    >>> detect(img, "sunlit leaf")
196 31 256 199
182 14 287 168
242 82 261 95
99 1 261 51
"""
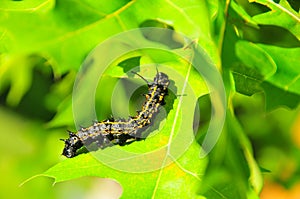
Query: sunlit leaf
249 0 300 39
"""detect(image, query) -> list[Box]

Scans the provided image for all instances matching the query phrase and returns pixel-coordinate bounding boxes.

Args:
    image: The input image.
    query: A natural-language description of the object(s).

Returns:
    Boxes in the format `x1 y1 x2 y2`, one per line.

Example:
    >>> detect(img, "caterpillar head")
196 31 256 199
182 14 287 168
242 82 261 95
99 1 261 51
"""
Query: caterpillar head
154 72 169 89
61 131 83 158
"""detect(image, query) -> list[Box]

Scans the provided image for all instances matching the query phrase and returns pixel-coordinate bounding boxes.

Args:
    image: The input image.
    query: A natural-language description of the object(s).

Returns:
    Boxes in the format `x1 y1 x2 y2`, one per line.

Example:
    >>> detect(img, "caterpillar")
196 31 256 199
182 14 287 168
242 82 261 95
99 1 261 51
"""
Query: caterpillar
61 71 170 158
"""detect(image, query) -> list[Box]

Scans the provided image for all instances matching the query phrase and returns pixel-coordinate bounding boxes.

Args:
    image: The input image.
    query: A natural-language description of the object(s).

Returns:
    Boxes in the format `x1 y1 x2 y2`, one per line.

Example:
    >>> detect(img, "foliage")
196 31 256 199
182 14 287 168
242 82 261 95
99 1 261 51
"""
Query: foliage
0 0 299 199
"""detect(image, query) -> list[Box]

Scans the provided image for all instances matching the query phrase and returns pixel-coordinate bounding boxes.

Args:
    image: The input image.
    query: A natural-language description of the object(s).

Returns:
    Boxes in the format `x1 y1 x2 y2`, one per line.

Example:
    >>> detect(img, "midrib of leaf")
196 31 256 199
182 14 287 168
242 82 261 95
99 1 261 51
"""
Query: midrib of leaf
250 0 300 23
231 70 262 83
0 0 53 12
75 1 107 16
165 0 197 27
285 74 300 90
209 186 228 199
151 51 199 198
39 0 136 47
169 154 201 180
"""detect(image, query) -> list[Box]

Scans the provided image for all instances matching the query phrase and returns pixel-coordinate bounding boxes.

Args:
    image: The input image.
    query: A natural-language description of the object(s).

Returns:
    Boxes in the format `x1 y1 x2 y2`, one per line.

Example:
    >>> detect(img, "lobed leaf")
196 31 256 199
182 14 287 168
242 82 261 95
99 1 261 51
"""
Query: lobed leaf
249 0 300 39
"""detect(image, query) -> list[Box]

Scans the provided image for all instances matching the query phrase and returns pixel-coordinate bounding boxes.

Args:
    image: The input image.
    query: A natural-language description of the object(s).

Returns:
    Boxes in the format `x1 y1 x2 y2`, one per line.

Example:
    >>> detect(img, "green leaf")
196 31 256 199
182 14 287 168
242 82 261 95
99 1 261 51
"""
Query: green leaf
249 0 300 39
0 54 48 106
0 0 216 111
0 0 216 74
235 41 276 78
231 64 263 96
262 81 300 110
231 0 259 28
42 141 207 199
258 44 300 95
226 113 263 195
199 111 262 199
46 96 73 128
0 0 55 12
232 40 300 108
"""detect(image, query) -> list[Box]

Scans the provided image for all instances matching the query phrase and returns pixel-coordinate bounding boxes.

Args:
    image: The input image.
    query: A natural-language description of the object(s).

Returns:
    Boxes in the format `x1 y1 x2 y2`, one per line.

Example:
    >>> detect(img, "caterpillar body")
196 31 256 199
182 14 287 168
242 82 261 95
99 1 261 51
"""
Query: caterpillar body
61 72 170 158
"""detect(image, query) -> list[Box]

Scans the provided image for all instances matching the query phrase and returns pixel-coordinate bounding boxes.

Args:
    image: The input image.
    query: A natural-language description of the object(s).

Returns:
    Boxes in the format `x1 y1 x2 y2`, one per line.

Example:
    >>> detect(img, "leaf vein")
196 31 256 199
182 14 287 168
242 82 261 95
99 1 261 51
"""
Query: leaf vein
151 47 194 198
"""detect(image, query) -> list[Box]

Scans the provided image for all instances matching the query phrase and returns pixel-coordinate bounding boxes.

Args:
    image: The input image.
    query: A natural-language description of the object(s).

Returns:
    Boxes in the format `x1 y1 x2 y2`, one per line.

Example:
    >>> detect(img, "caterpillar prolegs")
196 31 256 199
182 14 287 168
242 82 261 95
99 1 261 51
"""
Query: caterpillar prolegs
61 72 170 158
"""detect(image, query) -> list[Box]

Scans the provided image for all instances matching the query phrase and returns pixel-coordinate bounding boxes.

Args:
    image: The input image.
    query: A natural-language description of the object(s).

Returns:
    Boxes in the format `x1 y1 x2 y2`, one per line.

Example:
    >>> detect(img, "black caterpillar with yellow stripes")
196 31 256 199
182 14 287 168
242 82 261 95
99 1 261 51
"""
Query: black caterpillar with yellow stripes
61 72 170 158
